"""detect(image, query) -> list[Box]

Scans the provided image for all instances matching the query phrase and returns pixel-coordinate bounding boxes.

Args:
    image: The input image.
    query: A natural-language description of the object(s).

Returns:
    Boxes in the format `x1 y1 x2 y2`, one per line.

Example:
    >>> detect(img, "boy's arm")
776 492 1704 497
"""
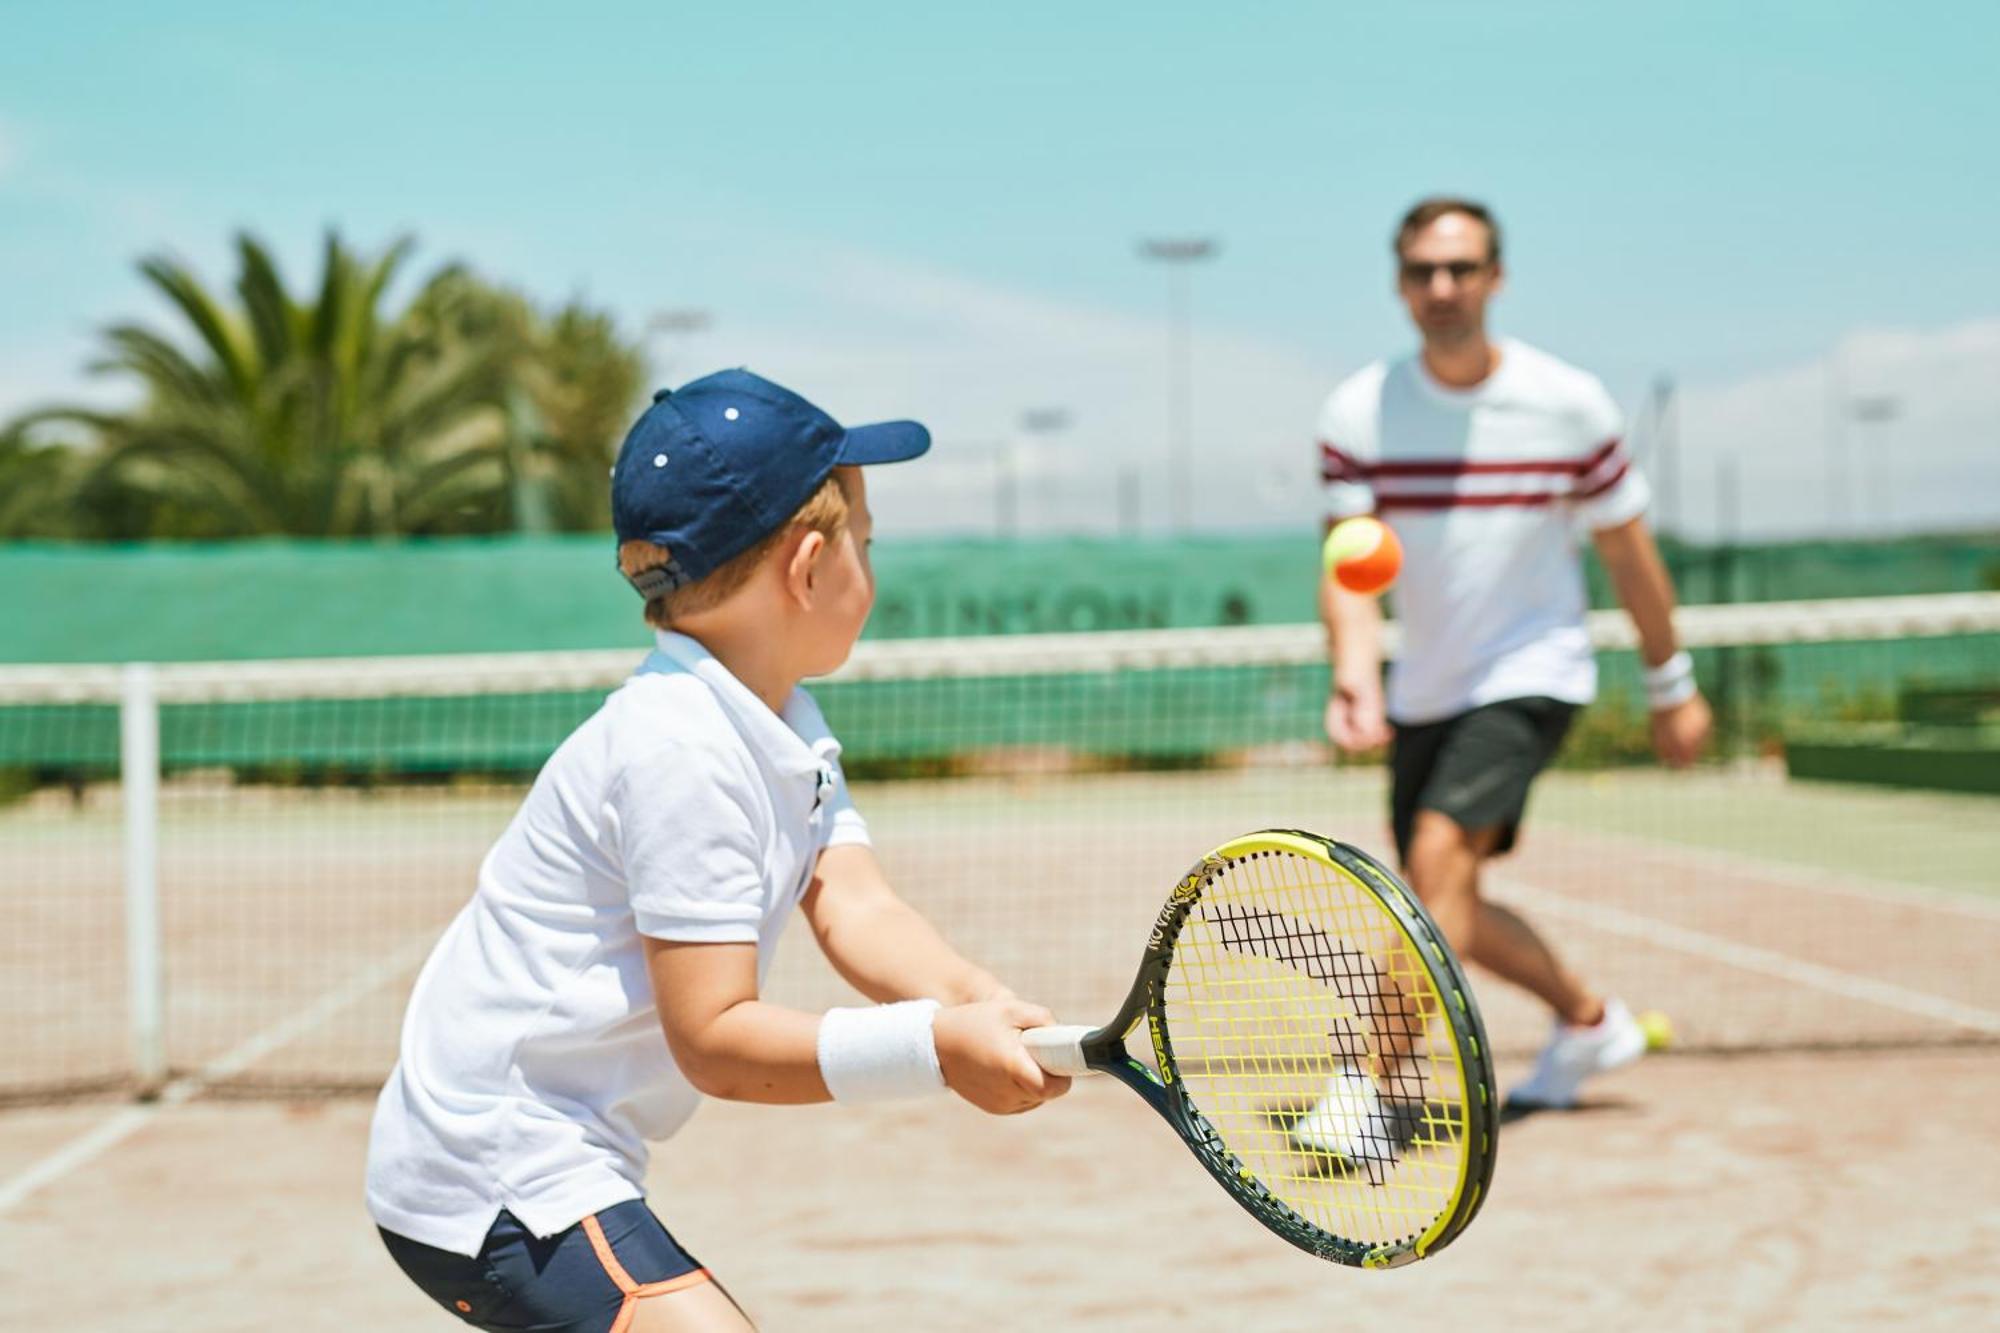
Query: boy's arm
643 935 1064 1112
1590 514 1713 768
643 940 826 1103
801 844 1008 1006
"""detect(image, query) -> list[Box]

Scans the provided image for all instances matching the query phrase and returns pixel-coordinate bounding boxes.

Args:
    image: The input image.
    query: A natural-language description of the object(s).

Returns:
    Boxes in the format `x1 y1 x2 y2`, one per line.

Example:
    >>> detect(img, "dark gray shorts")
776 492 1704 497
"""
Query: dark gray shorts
1389 696 1577 864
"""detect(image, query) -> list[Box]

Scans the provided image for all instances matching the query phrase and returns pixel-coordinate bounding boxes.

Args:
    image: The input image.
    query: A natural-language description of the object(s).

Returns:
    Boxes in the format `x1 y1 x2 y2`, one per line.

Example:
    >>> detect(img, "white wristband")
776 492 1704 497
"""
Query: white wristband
1643 650 1697 712
816 999 946 1103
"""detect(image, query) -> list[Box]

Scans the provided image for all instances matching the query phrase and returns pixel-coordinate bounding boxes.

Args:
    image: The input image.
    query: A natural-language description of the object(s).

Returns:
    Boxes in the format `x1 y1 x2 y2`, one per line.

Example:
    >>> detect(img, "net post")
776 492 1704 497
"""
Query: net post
120 663 167 1098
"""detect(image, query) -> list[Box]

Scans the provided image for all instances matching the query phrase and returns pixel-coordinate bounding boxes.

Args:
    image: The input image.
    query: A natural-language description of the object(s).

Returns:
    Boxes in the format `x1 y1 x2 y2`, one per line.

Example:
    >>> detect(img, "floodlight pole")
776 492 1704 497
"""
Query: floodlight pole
1650 375 1679 538
1138 238 1219 534
1847 395 1902 534
646 308 715 387
1002 408 1071 539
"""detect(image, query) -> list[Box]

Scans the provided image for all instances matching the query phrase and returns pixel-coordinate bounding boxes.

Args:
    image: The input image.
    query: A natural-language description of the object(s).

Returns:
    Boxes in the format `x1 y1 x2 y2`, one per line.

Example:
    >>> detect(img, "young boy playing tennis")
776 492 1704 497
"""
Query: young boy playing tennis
368 369 1070 1332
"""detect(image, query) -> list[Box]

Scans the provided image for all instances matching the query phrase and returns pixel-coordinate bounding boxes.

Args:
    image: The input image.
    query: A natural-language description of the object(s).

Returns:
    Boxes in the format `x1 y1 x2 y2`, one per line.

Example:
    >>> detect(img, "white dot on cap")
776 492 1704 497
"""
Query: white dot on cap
724 407 740 421
653 453 669 468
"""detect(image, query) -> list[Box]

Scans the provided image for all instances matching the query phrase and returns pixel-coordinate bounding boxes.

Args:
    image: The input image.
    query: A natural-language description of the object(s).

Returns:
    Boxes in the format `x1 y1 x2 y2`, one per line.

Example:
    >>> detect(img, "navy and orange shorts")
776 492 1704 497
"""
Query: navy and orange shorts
379 1199 713 1332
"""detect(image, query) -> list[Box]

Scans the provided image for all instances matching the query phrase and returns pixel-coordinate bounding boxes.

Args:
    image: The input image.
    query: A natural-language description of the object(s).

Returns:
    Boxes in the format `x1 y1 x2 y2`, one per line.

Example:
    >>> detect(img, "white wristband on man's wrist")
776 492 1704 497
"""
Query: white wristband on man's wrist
1643 650 1697 712
816 999 946 1103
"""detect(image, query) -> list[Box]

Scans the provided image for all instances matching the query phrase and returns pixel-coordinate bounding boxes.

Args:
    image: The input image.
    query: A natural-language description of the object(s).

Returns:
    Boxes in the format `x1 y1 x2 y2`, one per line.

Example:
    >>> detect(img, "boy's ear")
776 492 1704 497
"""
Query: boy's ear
782 528 828 605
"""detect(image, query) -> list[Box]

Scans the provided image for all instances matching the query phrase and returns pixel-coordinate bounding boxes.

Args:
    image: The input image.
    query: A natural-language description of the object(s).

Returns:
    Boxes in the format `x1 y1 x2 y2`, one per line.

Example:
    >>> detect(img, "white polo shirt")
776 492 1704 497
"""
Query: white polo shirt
1317 338 1650 725
366 631 870 1256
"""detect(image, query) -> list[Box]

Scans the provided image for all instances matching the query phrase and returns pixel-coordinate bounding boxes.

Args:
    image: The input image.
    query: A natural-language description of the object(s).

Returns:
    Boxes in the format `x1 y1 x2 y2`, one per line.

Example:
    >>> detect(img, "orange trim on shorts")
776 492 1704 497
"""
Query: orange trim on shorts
580 1212 712 1333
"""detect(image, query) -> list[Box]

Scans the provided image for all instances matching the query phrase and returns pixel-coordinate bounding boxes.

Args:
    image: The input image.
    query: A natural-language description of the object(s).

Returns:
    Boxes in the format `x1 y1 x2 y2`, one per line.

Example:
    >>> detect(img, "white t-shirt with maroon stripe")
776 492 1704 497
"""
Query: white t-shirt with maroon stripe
1316 338 1649 725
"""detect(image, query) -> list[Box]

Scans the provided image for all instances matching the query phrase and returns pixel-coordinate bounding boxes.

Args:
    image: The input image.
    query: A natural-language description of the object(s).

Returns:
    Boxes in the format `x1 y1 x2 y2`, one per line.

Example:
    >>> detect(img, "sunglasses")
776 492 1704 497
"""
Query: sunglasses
1399 260 1489 284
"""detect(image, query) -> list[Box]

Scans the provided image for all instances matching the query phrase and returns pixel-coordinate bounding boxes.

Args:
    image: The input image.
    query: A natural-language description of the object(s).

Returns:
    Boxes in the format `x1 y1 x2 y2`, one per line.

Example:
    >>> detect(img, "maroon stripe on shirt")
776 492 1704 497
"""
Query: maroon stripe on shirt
1357 438 1623 479
1367 457 1584 478
1578 437 1622 473
1319 441 1366 483
1376 491 1562 510
1575 458 1631 500
1575 438 1629 489
1322 438 1626 494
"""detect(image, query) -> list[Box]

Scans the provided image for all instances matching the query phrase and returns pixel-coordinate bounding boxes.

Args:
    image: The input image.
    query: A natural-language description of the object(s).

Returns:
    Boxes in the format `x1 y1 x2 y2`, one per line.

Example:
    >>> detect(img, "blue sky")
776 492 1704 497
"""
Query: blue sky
4 2 1996 539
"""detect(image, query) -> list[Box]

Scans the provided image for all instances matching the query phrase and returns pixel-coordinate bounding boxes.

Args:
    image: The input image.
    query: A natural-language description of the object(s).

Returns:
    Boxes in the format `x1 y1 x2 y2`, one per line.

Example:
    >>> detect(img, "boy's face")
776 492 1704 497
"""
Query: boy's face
800 467 875 674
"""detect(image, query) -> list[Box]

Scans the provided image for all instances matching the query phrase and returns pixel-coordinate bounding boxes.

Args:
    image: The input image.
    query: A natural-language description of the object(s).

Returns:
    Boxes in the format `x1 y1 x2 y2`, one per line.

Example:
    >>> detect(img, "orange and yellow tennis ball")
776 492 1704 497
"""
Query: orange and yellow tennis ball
1637 1009 1675 1051
1322 517 1402 595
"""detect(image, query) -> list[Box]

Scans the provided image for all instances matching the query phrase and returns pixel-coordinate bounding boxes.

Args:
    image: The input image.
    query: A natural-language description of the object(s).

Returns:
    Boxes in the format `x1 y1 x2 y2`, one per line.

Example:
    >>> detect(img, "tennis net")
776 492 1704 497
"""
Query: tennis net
2 593 1996 1101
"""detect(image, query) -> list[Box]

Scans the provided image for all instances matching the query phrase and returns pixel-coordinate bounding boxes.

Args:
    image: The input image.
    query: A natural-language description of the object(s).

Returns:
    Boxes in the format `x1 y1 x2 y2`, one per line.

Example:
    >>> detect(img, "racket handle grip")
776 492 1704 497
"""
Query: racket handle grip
1022 1024 1097 1077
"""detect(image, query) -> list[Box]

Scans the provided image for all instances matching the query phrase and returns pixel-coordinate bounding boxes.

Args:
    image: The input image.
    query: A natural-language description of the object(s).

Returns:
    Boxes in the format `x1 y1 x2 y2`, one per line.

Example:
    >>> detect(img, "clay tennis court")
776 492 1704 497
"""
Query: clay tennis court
3 765 1997 1328
5 1050 1999 1330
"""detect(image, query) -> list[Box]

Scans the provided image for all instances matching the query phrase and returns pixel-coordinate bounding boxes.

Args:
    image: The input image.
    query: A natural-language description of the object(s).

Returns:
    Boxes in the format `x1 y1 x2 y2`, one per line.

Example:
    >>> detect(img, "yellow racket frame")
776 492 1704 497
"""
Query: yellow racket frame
1040 829 1497 1268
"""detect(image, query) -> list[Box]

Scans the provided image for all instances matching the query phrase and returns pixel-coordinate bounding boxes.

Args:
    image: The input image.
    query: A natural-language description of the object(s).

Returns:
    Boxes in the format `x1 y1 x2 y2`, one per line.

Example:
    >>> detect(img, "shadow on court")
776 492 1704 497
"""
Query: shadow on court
1497 1093 1645 1127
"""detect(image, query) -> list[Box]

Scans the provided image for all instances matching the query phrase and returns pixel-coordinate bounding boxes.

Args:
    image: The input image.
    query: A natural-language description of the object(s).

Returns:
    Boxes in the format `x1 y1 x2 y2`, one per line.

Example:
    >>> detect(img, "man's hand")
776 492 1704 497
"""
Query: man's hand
933 999 1072 1115
1325 672 1392 753
1650 692 1712 769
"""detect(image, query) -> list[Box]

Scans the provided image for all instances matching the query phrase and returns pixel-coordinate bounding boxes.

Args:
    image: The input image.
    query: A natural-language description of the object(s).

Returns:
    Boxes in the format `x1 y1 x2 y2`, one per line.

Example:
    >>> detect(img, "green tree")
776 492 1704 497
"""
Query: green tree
10 231 644 539
402 268 645 532
0 423 79 538
527 302 649 530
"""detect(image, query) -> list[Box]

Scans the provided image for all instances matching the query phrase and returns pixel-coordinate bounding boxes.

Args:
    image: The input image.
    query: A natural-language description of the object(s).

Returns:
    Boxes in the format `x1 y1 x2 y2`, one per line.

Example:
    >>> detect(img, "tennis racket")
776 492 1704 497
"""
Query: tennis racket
1023 829 1496 1269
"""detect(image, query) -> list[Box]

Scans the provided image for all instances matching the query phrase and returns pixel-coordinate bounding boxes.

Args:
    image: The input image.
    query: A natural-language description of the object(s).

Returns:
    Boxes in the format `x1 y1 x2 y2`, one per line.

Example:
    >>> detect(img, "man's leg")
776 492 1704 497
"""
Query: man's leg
1471 898 1604 1028
1402 809 1601 1026
1387 700 1646 1109
1401 809 1645 1108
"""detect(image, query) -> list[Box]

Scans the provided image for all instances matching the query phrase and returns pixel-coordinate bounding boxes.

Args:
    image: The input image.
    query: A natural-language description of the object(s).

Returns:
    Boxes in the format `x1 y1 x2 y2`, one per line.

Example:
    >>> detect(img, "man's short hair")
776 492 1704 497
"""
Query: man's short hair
1394 197 1502 264
619 472 850 630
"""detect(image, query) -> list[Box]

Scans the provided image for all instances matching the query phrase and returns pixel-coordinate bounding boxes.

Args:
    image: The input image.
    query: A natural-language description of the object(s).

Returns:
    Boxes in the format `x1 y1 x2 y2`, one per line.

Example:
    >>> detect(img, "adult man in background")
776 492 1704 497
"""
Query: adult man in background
1316 198 1712 1113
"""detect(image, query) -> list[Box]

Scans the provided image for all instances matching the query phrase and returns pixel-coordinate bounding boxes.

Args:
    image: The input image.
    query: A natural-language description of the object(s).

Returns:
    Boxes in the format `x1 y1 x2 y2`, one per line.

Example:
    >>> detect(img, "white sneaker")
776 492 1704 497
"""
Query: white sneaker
1506 996 1648 1110
1289 1068 1402 1166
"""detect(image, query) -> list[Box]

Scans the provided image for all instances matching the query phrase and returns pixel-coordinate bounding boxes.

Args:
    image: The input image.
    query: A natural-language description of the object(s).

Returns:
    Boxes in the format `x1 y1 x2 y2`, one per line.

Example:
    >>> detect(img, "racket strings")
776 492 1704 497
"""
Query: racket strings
1164 848 1469 1248
1200 903 1411 1081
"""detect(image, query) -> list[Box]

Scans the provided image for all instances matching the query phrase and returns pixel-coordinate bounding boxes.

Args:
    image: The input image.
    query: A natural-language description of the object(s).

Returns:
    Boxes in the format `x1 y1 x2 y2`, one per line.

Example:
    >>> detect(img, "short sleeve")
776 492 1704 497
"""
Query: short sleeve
1570 379 1651 531
1316 392 1375 522
610 743 767 943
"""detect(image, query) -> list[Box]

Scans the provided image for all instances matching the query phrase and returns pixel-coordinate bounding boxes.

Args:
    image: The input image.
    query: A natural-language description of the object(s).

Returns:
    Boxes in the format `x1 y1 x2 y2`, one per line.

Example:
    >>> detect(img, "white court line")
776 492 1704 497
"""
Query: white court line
1536 818 2000 923
0 933 435 1217
1492 874 2000 1037
0 1104 163 1217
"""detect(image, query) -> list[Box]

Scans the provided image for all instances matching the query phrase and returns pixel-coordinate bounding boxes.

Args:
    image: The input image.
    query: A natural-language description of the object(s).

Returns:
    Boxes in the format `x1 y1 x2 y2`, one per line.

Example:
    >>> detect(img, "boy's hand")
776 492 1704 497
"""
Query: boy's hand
933 999 1072 1115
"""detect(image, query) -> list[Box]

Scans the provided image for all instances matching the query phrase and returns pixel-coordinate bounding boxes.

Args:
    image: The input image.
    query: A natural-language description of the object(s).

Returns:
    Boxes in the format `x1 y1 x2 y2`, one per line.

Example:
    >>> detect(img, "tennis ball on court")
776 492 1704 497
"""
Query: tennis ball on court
1637 1009 1675 1051
1322 517 1402 595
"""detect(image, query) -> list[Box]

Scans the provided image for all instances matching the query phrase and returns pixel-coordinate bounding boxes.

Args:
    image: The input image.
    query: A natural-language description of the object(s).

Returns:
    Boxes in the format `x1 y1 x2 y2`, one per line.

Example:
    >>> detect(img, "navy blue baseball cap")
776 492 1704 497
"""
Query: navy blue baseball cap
611 368 930 598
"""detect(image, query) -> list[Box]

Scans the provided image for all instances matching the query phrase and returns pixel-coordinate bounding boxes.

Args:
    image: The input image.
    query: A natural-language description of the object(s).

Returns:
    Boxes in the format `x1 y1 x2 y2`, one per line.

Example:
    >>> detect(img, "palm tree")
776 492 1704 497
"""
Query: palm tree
0 422 78 538
15 232 641 540
10 230 646 540
402 268 645 532
73 233 511 537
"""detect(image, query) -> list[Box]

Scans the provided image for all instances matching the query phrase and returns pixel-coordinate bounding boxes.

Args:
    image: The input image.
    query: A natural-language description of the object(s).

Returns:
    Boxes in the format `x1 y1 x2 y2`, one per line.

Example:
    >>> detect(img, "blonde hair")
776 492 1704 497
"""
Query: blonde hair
619 473 850 630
